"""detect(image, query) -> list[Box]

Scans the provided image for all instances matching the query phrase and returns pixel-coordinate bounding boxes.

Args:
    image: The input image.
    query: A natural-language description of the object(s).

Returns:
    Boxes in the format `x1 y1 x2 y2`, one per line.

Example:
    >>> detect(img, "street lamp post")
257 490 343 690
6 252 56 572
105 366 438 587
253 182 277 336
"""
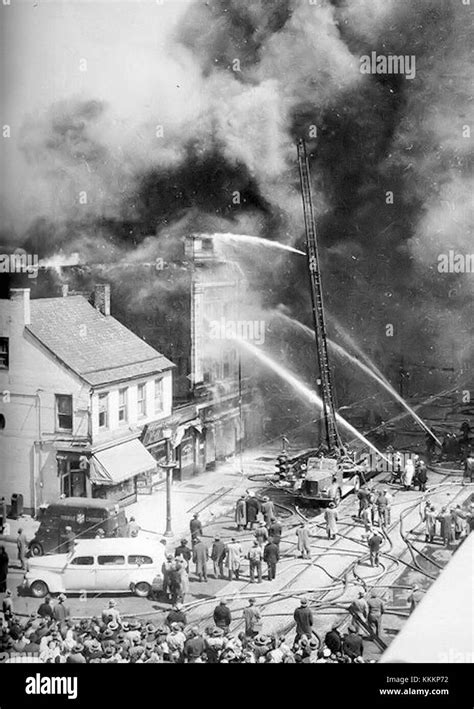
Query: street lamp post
158 429 177 538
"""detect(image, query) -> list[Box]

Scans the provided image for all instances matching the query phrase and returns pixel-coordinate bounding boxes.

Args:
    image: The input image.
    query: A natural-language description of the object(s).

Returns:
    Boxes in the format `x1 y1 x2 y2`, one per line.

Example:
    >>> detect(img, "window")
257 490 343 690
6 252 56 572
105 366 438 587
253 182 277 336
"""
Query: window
118 388 128 424
70 556 94 566
128 555 153 565
0 338 8 368
97 555 125 566
56 395 73 431
137 383 146 418
154 378 164 414
98 392 109 428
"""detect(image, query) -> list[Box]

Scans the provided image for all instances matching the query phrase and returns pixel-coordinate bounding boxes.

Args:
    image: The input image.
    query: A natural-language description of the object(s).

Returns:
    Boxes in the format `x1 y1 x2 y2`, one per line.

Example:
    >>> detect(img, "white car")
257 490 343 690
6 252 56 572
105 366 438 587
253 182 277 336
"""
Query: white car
24 537 165 598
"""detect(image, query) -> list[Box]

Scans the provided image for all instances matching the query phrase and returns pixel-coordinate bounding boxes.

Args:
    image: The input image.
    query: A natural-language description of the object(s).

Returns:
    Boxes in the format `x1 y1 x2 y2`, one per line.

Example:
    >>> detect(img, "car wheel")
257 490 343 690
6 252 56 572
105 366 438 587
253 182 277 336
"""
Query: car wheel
30 580 49 598
134 581 151 598
29 542 43 557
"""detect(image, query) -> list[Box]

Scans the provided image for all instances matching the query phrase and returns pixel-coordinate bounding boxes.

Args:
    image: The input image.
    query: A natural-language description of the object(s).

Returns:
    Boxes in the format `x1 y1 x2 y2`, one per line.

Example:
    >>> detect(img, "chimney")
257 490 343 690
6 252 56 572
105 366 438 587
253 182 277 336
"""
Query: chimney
10 288 31 325
92 283 110 316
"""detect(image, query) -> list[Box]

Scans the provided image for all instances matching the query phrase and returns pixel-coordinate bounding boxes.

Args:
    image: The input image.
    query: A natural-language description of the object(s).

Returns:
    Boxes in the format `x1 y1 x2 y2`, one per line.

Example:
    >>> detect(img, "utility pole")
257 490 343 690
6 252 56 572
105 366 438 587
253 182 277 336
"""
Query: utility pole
159 429 177 538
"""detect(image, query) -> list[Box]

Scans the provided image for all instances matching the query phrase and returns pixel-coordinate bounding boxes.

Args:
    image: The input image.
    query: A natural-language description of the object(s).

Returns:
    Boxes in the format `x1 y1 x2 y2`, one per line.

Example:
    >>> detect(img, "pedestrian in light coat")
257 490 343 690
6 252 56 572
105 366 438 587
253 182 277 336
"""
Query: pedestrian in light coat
176 561 190 604
247 540 263 583
16 529 27 570
263 540 279 581
161 554 175 598
296 523 311 559
225 538 242 581
210 536 226 579
437 507 454 546
193 537 208 582
268 518 282 546
402 459 415 490
349 591 369 632
254 523 268 548
324 503 338 540
261 497 276 526
424 504 437 543
367 591 385 637
235 496 247 530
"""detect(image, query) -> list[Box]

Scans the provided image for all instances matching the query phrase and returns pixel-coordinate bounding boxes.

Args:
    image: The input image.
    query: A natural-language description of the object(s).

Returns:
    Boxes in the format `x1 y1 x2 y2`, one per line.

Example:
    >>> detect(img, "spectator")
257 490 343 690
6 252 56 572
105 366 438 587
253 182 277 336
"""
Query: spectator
247 540 263 583
245 495 260 531
296 522 311 559
213 599 232 634
261 497 276 526
294 598 313 643
242 598 262 639
161 554 175 598
210 536 226 579
343 625 364 659
268 518 283 546
53 594 70 623
193 537 209 582
367 591 385 636
16 528 27 570
225 538 242 581
367 528 383 567
165 603 187 628
324 624 342 654
235 496 247 531
102 599 121 625
324 502 338 540
254 522 268 547
349 591 369 632
189 513 203 542
424 503 437 543
37 596 54 619
174 539 191 570
0 545 8 592
263 539 279 581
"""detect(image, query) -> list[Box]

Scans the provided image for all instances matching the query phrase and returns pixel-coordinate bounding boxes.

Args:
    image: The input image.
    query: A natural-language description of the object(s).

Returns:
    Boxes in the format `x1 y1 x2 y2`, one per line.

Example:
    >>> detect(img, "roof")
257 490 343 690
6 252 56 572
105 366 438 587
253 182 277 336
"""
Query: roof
27 296 174 386
43 497 119 510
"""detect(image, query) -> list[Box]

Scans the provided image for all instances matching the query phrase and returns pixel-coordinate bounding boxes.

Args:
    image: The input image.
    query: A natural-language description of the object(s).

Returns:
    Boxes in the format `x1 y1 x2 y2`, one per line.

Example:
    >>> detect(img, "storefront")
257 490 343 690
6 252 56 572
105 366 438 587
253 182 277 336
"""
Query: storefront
89 438 157 506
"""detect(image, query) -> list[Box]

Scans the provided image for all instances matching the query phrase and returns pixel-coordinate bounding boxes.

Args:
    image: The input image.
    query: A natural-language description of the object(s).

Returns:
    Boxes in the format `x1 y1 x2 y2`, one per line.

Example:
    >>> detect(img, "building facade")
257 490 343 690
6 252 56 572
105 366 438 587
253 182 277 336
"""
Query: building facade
0 286 174 513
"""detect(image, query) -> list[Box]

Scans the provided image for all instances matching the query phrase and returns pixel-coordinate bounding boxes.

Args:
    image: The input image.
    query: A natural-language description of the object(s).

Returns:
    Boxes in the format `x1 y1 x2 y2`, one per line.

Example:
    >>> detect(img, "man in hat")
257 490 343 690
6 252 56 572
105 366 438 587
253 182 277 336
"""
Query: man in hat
166 603 187 628
261 497 276 526
324 502 338 540
37 596 54 619
349 591 369 631
263 537 280 581
296 522 311 559
254 522 268 547
268 517 283 546
129 516 140 537
161 553 175 598
193 536 208 582
16 528 27 570
294 598 313 643
235 495 247 531
243 598 262 639
225 538 242 581
324 624 342 654
183 627 205 663
174 538 191 571
424 503 437 543
367 528 383 567
210 536 226 579
342 625 364 660
367 591 385 637
66 643 86 663
102 599 121 625
213 599 232 634
53 594 70 622
189 513 203 542
247 539 263 583
245 494 261 530
376 489 392 526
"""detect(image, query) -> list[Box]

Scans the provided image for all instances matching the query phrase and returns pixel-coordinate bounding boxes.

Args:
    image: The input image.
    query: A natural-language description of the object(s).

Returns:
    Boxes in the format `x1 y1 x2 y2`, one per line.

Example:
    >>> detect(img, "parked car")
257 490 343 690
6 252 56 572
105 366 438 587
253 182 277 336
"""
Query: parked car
24 537 165 599
28 498 128 557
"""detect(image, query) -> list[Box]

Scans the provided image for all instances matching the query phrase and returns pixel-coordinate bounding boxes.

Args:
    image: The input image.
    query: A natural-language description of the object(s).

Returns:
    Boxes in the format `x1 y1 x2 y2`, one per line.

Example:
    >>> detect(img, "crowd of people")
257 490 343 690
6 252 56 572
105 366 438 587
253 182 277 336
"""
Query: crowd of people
0 592 379 664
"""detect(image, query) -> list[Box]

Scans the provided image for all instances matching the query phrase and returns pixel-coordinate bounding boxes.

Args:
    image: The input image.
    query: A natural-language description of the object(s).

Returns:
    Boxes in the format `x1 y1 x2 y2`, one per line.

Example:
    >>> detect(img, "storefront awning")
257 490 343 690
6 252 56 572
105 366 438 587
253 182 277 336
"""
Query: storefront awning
90 439 157 486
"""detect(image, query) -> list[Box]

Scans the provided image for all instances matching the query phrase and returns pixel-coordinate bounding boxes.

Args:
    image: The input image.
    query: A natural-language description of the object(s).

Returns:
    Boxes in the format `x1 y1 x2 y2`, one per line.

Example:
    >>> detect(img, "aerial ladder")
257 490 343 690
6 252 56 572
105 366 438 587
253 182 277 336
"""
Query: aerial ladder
297 138 342 454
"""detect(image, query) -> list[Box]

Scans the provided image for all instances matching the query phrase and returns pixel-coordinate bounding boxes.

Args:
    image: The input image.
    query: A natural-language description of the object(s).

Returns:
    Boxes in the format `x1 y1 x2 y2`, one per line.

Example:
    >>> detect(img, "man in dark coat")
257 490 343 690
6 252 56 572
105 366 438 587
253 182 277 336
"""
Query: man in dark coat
174 539 192 570
293 598 313 642
367 591 385 636
213 599 232 634
189 513 203 542
416 462 428 492
165 603 187 628
17 528 27 570
0 545 8 592
263 539 279 580
37 596 54 619
193 537 208 581
184 628 206 663
325 625 342 654
268 518 283 546
245 495 260 530
210 536 226 579
53 594 71 622
343 626 364 659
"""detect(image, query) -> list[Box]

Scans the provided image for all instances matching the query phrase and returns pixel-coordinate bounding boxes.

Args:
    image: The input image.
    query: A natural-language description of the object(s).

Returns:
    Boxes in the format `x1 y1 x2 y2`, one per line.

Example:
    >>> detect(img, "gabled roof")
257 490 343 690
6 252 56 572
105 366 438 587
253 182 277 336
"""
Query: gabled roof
27 296 174 387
